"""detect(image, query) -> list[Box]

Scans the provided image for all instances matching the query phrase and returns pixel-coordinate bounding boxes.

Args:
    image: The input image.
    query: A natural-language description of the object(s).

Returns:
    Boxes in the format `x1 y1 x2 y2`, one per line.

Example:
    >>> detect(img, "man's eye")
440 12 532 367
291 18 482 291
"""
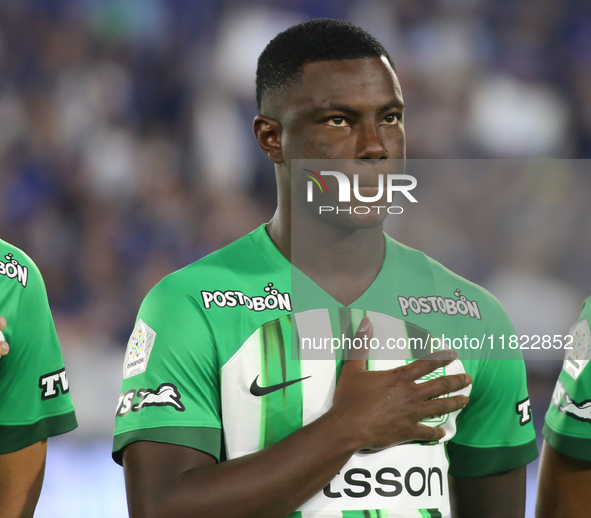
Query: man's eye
383 114 401 125
325 117 349 127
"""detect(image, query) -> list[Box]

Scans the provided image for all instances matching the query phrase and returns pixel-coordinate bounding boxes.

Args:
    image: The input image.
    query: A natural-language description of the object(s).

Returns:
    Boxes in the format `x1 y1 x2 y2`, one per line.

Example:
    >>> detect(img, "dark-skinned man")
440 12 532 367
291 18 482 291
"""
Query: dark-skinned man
113 19 537 518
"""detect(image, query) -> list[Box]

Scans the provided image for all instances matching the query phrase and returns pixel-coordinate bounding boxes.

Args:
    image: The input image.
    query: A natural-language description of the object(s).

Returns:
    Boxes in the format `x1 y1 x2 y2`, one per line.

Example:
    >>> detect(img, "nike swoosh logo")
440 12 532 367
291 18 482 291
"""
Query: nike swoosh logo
250 375 311 396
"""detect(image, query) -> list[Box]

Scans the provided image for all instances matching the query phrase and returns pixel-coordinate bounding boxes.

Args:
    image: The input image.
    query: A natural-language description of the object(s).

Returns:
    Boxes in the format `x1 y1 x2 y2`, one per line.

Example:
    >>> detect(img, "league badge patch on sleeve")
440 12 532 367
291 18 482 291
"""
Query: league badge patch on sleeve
123 319 156 379
563 319 591 380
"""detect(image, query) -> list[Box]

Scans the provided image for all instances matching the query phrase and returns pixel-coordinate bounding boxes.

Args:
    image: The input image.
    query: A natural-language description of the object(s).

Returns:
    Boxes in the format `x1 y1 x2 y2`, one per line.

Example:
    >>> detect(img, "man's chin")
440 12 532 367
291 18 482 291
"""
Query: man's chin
320 207 389 230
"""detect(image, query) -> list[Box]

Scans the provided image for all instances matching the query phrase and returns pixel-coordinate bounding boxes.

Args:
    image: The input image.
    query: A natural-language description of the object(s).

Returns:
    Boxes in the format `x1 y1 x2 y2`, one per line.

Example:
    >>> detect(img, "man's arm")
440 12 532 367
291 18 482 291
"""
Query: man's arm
123 410 369 518
0 317 46 518
123 319 472 518
535 439 591 518
0 440 47 518
449 467 526 518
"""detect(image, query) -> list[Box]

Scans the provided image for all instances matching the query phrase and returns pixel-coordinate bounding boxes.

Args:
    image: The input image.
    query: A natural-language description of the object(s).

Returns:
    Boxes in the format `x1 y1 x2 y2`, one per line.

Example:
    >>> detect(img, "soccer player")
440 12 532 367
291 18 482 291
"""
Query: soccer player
114 20 537 517
536 296 591 517
0 240 77 518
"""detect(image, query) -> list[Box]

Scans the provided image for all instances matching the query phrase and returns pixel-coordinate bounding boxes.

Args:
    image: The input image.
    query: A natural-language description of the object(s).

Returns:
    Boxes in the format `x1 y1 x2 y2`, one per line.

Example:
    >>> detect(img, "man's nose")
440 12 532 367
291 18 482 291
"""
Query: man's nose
355 122 388 160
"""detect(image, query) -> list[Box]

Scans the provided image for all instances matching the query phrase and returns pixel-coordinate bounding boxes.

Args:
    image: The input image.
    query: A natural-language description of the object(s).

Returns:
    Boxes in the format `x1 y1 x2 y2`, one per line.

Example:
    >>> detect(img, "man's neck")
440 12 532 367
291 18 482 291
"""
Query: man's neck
267 209 386 306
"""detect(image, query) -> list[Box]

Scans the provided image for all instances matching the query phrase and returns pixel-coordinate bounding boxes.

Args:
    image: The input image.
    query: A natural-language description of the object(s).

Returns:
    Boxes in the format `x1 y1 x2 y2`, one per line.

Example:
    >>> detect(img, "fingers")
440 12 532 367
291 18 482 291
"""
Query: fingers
419 373 472 400
342 317 373 365
422 393 469 418
412 394 470 442
404 350 459 381
0 315 5 330
413 423 447 443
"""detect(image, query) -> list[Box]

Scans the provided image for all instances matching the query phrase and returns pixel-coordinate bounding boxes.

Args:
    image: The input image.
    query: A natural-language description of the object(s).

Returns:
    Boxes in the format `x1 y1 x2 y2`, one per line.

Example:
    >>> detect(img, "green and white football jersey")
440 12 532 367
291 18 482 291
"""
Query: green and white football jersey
543 296 591 461
113 225 537 517
0 239 77 454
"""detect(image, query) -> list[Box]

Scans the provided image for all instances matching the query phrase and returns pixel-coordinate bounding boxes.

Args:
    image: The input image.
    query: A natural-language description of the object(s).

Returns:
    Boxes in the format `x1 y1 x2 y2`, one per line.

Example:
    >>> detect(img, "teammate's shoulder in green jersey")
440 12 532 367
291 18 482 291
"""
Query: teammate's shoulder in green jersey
0 238 41 290
543 295 591 460
0 239 77 454
579 295 591 321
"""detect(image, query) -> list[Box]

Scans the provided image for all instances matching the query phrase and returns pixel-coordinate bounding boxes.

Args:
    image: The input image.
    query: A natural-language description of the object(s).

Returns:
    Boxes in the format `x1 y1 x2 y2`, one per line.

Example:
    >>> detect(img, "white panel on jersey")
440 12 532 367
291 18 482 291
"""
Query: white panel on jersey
297 443 451 513
221 329 262 459
300 512 342 518
295 309 338 427
366 310 408 371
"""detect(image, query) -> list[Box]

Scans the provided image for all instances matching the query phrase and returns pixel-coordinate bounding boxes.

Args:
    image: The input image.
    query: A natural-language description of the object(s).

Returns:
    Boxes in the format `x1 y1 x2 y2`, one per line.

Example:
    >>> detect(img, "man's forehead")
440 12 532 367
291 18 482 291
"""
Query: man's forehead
302 56 397 81
286 56 403 111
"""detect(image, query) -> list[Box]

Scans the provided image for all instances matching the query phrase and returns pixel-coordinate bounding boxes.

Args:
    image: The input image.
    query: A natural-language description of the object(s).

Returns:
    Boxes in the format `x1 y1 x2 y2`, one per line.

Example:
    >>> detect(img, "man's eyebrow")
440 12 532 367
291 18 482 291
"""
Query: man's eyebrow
310 99 405 117
379 99 405 112
310 103 362 117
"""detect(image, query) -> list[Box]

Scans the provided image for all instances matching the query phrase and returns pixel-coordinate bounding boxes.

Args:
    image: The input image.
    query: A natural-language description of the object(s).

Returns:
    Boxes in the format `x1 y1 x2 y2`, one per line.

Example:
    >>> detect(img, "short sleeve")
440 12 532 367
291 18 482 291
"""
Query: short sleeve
112 273 223 465
543 299 591 461
0 250 77 454
448 305 538 477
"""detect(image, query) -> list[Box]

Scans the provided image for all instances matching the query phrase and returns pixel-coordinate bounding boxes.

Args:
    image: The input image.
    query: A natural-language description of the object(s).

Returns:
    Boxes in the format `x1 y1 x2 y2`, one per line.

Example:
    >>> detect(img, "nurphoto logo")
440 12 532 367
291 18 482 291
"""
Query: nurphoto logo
302 169 418 215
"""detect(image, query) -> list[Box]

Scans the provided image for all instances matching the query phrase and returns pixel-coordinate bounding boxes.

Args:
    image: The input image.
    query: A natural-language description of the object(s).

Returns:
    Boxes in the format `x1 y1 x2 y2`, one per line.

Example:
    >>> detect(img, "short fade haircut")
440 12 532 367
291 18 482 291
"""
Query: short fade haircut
256 18 395 111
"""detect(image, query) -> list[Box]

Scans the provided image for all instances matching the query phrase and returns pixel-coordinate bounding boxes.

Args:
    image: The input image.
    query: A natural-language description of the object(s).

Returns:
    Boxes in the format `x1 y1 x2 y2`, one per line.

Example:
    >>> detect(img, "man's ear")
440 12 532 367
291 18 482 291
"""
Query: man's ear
253 115 283 164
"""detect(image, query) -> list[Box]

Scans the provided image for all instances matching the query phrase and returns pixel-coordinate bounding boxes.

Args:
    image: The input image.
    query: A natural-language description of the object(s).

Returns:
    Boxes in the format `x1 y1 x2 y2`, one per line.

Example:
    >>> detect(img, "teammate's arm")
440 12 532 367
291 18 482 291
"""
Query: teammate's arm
449 467 526 518
123 319 472 518
0 440 47 518
0 317 45 518
535 440 591 518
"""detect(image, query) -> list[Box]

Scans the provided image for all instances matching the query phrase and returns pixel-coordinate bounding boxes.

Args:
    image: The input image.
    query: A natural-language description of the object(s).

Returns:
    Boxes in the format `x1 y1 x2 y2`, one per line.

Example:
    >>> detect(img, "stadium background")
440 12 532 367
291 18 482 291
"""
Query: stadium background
0 0 589 516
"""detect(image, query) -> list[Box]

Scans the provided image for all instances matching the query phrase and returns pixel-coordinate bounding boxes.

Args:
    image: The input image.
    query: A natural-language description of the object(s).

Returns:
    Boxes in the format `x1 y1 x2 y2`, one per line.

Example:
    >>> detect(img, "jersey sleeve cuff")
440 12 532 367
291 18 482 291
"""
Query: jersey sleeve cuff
447 439 539 477
543 422 591 462
0 411 78 454
112 426 222 465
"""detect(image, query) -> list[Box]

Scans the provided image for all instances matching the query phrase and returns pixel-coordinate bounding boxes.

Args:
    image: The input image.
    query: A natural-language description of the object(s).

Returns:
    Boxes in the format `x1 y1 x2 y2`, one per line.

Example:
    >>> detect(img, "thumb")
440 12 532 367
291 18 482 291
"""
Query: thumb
342 317 373 368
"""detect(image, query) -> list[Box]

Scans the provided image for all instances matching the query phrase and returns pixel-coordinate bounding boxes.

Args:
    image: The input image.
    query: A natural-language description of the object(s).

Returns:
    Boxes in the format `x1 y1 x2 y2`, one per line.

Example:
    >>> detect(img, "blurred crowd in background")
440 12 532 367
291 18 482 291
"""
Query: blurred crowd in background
1 0 591 424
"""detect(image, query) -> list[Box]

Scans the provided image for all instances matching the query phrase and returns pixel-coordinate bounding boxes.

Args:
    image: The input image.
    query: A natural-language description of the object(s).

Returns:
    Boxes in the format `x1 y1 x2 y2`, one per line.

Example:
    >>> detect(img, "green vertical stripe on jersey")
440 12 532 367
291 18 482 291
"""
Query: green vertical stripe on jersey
341 510 385 518
343 510 441 517
336 307 347 381
260 318 303 448
332 307 351 379
406 321 434 359
331 307 366 378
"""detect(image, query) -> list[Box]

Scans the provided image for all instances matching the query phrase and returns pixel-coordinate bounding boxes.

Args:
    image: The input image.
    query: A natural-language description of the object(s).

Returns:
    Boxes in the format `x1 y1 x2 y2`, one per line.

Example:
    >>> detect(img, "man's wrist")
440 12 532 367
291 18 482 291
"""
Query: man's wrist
316 406 367 454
